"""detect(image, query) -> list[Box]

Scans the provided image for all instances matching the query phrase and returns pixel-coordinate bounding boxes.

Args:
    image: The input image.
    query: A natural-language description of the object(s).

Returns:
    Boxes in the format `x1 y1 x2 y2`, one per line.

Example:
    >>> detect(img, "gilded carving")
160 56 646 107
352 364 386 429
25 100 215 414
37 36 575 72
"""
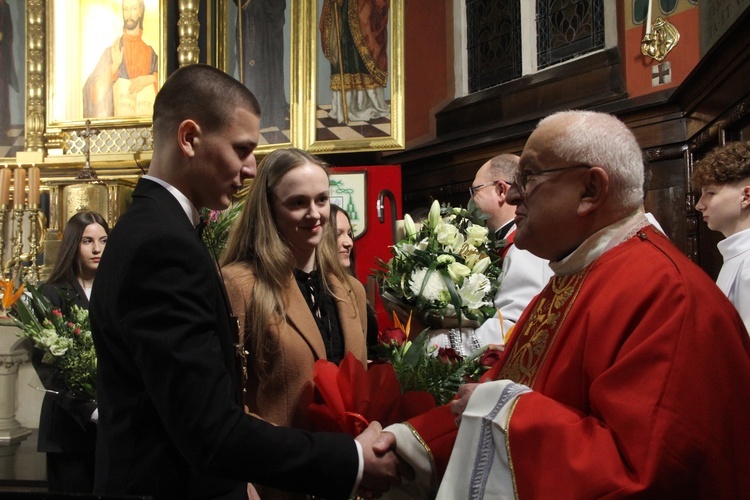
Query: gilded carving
25 0 45 153
641 17 680 62
178 0 200 67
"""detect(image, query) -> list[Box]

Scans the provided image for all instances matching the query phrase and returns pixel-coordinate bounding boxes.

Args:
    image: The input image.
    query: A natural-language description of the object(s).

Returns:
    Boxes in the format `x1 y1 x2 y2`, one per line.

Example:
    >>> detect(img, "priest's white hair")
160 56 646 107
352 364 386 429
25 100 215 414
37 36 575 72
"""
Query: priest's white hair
537 110 644 210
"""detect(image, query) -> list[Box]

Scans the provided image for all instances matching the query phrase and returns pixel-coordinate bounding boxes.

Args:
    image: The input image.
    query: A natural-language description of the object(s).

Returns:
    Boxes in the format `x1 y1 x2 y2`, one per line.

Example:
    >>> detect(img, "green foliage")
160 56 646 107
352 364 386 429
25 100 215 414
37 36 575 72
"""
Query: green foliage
11 283 96 401
373 327 491 407
200 200 245 258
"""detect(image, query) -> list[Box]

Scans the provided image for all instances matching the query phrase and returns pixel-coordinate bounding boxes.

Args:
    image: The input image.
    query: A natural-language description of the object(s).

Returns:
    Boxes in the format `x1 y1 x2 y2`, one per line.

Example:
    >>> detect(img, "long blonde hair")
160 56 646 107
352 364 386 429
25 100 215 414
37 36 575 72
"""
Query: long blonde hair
222 148 355 375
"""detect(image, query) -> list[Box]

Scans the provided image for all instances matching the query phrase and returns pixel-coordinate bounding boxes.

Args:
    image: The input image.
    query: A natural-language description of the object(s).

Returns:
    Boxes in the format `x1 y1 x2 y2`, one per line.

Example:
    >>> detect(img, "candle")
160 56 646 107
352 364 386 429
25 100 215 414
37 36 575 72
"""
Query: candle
28 166 40 207
645 0 652 35
13 167 25 209
0 167 10 207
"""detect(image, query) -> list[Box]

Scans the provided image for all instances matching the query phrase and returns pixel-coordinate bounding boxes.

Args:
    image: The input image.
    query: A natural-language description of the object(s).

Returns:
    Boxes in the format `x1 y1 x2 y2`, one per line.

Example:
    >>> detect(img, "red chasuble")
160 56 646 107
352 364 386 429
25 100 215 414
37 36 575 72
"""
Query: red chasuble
408 226 750 498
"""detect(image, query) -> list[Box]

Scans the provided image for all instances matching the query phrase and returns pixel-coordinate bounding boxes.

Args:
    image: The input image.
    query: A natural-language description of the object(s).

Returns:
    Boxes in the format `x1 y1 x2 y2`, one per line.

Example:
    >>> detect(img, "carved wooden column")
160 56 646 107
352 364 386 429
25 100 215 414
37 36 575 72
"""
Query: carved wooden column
25 0 46 154
178 0 200 67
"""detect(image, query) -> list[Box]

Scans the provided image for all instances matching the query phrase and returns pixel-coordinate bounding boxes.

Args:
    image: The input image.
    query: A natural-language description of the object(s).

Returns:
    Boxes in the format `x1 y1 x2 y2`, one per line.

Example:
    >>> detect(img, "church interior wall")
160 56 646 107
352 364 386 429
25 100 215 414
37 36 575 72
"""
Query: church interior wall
0 5 749 487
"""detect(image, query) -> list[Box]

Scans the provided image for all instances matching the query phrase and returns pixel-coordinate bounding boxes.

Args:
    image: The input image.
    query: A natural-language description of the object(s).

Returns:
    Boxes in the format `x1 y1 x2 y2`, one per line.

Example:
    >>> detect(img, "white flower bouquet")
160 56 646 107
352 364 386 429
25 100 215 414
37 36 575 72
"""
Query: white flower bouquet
3 280 97 401
377 200 503 329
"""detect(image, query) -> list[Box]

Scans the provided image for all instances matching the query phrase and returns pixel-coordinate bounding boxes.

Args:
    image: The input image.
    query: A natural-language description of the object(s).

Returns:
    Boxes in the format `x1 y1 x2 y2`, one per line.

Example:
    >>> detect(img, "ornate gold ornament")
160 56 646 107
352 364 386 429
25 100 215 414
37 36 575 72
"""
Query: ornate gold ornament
641 17 680 62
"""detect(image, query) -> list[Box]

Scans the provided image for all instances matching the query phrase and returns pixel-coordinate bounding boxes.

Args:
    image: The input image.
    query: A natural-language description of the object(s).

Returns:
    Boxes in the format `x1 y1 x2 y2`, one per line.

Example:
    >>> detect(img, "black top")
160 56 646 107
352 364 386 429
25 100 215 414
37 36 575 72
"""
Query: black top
35 280 97 456
293 268 345 364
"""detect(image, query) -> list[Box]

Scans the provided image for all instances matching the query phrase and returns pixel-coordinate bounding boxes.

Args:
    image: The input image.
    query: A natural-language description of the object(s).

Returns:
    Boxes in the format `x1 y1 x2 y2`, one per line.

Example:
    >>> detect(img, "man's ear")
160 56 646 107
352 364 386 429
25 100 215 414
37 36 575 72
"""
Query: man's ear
577 167 609 216
177 119 200 158
741 185 750 209
496 180 511 204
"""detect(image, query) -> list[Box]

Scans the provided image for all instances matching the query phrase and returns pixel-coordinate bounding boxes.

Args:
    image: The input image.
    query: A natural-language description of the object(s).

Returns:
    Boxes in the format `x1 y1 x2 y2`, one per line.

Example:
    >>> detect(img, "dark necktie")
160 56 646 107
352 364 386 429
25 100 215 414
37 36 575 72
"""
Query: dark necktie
195 219 207 239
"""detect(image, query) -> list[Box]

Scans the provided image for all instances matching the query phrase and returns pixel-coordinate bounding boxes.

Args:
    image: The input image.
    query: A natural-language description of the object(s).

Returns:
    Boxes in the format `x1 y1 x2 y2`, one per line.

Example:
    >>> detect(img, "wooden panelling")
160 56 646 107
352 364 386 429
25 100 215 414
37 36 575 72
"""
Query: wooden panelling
379 8 750 277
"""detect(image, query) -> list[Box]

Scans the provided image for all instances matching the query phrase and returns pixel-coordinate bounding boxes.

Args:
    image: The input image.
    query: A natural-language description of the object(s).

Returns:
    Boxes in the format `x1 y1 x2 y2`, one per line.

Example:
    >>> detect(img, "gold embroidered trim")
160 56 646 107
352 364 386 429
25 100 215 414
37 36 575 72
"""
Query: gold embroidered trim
346 0 388 87
404 422 439 498
330 72 384 91
499 268 591 386
505 396 523 500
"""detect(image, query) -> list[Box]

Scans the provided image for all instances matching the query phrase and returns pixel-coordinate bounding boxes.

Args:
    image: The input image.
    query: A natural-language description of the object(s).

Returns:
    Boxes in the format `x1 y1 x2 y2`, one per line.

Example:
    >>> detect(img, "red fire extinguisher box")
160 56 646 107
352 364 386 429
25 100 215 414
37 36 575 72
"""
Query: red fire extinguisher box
329 165 402 332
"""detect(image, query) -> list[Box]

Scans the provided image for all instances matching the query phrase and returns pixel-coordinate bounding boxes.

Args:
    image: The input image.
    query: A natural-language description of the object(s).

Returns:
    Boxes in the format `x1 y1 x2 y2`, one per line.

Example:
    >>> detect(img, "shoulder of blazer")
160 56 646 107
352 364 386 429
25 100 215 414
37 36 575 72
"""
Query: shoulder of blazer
41 280 88 310
341 273 367 304
119 179 197 240
222 261 258 286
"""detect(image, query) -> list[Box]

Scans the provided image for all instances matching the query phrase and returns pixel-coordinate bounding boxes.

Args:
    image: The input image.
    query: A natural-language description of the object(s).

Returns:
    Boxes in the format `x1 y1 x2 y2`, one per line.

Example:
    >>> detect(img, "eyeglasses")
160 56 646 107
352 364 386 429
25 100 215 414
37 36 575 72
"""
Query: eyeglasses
469 180 504 198
512 164 591 196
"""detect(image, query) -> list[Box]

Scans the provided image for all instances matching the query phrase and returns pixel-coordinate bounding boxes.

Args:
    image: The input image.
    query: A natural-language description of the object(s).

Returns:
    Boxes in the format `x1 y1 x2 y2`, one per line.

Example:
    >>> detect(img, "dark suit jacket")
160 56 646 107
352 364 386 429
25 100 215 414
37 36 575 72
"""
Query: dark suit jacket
90 178 359 500
35 280 97 454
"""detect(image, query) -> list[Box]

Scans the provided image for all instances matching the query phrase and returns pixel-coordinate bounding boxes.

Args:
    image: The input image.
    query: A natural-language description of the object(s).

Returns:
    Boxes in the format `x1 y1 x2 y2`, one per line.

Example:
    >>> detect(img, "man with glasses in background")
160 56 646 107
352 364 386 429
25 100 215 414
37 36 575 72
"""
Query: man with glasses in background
442 154 552 355
381 110 750 499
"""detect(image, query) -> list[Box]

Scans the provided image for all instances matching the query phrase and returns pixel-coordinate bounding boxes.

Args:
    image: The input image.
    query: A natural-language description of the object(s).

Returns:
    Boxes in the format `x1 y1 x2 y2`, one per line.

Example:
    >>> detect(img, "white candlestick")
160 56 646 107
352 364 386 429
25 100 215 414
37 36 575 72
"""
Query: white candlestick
645 0 652 35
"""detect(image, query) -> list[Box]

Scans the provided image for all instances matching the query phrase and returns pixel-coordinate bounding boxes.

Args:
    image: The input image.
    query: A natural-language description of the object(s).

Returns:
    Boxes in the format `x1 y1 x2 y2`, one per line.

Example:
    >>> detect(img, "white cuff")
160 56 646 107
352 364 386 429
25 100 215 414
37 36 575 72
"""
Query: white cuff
379 423 434 499
350 440 364 498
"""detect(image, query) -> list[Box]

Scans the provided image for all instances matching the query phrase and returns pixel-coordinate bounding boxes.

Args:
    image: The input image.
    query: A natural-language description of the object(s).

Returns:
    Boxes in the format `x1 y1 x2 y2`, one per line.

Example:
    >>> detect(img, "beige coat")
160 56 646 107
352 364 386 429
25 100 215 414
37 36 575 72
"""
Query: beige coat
222 262 368 430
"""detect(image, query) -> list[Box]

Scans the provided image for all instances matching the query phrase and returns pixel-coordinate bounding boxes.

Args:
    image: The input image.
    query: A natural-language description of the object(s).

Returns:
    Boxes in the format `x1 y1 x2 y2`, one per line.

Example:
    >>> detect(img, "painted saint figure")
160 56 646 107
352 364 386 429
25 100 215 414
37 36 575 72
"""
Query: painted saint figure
238 0 290 131
83 0 158 118
319 0 390 124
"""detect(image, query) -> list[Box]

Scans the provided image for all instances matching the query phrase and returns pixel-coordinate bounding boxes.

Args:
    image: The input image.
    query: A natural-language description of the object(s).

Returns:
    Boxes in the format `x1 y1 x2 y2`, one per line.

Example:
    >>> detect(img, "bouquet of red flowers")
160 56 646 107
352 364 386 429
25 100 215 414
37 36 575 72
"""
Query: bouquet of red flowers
372 313 503 406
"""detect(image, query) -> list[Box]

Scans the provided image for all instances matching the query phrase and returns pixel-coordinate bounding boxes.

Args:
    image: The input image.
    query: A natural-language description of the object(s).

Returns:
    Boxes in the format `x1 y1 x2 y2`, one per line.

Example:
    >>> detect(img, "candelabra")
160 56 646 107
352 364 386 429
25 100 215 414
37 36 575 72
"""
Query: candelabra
1 209 45 286
0 208 6 270
24 208 46 285
10 207 24 284
1 165 44 285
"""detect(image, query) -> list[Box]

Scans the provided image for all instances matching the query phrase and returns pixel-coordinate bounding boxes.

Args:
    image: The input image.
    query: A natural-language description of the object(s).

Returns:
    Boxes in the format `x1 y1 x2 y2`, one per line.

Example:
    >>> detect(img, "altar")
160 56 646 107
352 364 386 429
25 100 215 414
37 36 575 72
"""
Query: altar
0 320 46 485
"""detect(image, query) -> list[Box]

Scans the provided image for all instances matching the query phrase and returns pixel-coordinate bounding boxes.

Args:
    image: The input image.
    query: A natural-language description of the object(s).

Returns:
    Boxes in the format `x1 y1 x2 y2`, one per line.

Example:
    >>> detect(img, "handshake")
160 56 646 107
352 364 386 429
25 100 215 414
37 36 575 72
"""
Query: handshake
354 422 414 498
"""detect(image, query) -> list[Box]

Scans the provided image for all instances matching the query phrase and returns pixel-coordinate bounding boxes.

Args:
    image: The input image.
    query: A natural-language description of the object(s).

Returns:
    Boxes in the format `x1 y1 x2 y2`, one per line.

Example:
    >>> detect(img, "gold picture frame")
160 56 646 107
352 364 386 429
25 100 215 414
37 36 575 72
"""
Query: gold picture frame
0 1 25 162
214 0 300 153
305 0 404 154
46 0 167 130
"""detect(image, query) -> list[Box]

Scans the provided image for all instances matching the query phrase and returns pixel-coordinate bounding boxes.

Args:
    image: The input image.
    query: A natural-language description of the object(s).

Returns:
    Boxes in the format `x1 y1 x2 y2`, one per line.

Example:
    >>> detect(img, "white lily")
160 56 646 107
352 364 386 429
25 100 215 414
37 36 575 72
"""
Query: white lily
427 200 441 230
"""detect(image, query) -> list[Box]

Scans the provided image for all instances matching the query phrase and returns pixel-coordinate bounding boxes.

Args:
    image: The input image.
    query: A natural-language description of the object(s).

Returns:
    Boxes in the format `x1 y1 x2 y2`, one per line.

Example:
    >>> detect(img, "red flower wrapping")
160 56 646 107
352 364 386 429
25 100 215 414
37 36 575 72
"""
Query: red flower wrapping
307 352 435 436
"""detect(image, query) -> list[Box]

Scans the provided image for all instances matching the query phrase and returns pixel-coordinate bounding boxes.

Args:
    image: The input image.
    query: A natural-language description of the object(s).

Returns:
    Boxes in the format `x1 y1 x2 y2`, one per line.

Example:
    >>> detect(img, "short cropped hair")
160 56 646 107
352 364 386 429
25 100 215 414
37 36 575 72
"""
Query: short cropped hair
152 64 261 145
486 154 519 182
691 141 750 187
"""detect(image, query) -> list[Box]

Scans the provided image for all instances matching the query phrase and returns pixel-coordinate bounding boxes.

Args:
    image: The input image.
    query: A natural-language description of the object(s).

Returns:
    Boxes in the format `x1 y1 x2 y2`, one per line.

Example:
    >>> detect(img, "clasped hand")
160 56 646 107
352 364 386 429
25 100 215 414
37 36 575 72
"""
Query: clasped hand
355 421 414 498
450 383 480 428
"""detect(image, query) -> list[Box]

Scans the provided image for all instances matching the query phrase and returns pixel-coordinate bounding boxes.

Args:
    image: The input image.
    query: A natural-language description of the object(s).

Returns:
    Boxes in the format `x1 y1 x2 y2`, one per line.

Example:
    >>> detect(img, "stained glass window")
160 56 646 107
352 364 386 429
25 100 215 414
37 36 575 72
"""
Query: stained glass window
466 0 522 93
537 0 605 69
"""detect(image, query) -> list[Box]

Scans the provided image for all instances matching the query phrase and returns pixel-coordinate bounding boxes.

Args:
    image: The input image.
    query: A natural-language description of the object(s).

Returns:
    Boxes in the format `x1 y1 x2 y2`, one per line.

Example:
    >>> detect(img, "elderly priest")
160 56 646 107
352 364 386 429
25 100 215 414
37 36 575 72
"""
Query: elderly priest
384 110 750 499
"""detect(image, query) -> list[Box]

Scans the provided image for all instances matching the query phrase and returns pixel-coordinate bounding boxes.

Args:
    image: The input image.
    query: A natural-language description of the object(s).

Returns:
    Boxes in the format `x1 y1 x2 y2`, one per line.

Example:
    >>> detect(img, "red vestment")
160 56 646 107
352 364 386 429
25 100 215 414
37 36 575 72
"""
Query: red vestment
408 226 750 498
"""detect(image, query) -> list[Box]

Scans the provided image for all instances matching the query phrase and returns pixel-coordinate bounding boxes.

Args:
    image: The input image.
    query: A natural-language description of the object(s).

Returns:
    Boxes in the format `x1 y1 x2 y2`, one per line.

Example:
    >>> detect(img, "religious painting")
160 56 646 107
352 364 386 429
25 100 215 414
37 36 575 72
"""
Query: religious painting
47 0 166 128
305 0 404 154
215 0 297 151
329 171 366 238
0 0 24 161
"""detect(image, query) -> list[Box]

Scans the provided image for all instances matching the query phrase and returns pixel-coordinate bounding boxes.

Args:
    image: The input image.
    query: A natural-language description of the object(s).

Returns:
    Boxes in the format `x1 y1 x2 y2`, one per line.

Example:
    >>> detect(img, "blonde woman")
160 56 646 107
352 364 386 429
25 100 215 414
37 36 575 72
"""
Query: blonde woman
221 149 368 493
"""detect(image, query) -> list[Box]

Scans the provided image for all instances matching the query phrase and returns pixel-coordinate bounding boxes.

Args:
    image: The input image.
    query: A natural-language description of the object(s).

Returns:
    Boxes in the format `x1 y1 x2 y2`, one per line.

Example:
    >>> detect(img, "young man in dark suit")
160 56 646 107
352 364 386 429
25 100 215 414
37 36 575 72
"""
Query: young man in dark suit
90 64 403 499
